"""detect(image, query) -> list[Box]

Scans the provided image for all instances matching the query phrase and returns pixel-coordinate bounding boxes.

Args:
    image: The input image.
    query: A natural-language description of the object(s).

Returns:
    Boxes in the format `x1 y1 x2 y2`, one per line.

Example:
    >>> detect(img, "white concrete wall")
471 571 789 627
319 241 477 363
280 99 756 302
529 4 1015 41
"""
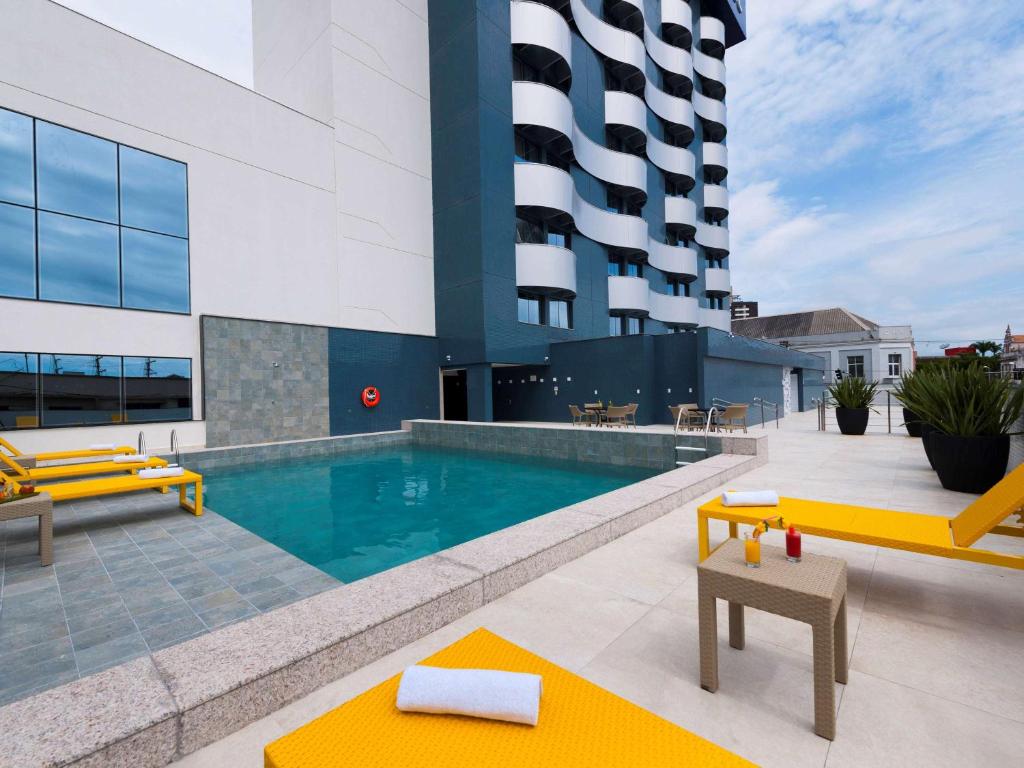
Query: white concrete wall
789 341 915 383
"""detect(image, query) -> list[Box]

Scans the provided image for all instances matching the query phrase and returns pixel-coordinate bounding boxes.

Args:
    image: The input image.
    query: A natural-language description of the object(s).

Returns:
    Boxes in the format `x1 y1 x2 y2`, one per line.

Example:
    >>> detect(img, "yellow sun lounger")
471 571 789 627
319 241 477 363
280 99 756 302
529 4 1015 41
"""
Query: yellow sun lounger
0 435 136 465
265 628 753 768
697 464 1024 570
5 471 203 516
0 450 167 483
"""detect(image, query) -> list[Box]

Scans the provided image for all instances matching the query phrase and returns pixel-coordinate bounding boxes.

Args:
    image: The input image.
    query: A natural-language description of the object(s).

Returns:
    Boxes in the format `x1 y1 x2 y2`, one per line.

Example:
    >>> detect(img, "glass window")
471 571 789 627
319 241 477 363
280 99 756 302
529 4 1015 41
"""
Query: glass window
40 354 122 427
847 355 865 379
0 203 36 299
37 212 120 306
607 258 621 277
515 216 544 244
0 352 38 430
627 316 642 335
0 108 35 206
517 293 541 324
609 316 622 336
121 229 190 312
547 230 569 248
36 121 118 223
625 261 640 278
549 299 572 329
123 357 192 423
514 134 541 163
887 354 902 377
119 146 188 237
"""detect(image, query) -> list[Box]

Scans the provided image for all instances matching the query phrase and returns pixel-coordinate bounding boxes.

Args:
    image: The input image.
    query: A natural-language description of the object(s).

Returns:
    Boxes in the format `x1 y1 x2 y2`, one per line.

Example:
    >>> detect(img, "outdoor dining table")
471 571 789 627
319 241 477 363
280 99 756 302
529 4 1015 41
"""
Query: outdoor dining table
584 406 607 426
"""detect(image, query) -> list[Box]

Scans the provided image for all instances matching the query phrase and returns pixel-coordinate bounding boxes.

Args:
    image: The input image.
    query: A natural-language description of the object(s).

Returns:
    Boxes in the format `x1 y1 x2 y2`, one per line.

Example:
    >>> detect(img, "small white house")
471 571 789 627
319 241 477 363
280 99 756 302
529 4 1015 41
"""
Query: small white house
733 308 915 385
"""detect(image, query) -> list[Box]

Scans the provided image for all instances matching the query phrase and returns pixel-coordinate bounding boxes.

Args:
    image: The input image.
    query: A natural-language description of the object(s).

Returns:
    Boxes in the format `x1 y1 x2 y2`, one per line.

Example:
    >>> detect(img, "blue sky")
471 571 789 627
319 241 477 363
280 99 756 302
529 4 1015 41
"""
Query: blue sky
56 0 1024 355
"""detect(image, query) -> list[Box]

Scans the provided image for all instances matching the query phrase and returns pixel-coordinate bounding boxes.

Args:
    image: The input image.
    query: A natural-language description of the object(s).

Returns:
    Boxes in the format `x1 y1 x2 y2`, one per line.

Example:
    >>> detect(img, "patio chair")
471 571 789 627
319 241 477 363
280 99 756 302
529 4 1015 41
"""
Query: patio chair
264 628 753 768
715 404 748 433
0 436 136 469
604 405 629 428
696 464 1024 570
624 403 638 428
4 470 203 516
1 450 167 483
568 404 595 427
669 404 704 431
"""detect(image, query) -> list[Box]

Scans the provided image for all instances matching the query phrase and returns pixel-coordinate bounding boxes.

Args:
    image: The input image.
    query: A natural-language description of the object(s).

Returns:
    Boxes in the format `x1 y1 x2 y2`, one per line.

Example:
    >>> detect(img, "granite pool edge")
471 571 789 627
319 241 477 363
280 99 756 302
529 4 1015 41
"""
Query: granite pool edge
0 452 765 767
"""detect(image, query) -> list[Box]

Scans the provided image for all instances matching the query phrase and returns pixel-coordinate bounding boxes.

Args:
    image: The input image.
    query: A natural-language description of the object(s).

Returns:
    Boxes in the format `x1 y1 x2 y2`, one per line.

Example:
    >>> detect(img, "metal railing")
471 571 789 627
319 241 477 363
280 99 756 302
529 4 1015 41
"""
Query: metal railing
817 390 898 433
137 431 147 455
752 396 779 429
169 429 181 467
673 405 717 466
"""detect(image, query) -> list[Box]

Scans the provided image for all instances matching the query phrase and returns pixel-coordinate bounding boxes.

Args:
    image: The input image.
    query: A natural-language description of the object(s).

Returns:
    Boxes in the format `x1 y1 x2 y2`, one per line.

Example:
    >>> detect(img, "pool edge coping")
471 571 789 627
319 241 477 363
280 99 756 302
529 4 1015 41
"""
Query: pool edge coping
0 441 767 767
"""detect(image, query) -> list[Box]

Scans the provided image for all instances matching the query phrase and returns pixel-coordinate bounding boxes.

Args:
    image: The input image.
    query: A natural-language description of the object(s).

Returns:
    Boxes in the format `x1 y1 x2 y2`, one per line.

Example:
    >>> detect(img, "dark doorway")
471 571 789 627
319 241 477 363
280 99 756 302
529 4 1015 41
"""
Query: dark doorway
442 369 468 421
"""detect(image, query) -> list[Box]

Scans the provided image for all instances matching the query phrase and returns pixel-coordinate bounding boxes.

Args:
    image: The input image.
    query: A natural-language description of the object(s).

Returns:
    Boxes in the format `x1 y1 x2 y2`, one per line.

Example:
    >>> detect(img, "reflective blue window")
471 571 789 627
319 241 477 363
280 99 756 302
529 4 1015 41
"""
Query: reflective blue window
0 352 38 430
36 121 118 223
123 356 192 423
0 203 36 299
40 354 122 427
38 212 120 306
121 229 190 312
119 146 188 237
0 108 34 206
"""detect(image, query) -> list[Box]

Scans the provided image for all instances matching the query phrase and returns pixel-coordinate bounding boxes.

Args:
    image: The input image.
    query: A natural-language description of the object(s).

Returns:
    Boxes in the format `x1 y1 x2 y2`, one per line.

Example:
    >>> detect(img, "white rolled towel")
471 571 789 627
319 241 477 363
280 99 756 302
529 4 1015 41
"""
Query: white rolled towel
89 443 116 451
721 490 780 507
113 454 148 464
139 467 184 479
396 665 542 726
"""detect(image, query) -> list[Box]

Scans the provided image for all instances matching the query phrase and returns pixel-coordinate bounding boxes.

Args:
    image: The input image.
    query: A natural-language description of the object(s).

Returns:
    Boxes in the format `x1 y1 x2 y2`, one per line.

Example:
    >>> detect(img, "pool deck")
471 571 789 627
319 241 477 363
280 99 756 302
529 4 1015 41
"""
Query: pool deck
174 409 1024 768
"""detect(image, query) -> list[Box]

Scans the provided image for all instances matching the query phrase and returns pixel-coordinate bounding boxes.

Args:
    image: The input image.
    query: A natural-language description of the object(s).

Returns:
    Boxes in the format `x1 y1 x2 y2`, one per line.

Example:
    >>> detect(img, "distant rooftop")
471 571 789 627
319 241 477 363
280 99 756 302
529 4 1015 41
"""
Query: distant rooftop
733 307 880 339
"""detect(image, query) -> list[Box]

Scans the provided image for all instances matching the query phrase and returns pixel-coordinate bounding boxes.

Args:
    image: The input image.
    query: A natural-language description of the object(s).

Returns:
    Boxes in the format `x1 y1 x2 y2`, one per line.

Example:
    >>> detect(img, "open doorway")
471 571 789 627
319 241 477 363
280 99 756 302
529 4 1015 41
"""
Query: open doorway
441 369 467 421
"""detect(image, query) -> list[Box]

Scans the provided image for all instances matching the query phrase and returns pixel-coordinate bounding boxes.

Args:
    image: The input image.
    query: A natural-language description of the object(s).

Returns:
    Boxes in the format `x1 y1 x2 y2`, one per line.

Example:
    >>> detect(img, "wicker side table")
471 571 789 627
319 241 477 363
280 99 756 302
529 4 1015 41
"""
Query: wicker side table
697 539 847 740
0 492 53 567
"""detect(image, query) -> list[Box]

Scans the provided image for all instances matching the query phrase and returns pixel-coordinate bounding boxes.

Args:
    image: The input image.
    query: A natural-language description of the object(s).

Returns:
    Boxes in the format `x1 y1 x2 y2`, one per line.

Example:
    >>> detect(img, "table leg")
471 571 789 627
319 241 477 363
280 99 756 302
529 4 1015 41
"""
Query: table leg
38 508 53 567
834 596 848 684
698 513 710 561
698 577 719 693
728 602 745 650
728 521 738 539
811 620 837 740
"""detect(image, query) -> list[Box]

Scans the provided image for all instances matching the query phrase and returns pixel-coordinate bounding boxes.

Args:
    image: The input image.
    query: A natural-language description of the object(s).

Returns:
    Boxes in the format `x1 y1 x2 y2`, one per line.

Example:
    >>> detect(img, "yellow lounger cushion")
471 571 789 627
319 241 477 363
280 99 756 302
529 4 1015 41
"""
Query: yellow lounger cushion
265 628 753 768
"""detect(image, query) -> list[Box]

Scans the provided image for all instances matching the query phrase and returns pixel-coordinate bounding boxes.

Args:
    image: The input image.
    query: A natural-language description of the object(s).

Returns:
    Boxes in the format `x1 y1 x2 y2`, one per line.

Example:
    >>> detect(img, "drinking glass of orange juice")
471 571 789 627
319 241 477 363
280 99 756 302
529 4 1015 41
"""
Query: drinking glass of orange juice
744 532 761 568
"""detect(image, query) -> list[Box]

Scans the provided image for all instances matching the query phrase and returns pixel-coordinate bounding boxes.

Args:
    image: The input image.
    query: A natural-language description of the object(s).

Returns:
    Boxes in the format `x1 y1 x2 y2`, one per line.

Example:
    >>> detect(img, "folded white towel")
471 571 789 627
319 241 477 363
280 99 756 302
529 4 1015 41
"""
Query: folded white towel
721 490 780 507
89 443 116 451
396 665 542 726
113 454 148 464
139 467 184 479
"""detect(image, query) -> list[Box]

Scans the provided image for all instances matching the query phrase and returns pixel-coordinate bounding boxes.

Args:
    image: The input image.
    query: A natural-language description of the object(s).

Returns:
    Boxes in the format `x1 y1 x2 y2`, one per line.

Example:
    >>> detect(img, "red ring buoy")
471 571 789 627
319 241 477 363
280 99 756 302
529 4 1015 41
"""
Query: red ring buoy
361 386 380 408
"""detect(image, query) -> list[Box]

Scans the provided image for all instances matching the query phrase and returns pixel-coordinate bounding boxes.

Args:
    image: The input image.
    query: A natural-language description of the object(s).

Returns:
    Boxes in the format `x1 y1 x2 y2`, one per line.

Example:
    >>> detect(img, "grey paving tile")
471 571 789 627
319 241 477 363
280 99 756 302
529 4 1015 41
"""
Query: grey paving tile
288 573 340 598
120 585 185 614
0 617 69 651
57 569 113 595
141 613 206 652
234 575 286 597
71 615 138 654
0 636 74 678
1 573 58 598
196 598 258 630
133 601 196 632
66 599 132 636
61 588 124 620
247 585 302 613
170 574 229 602
0 664 78 707
75 632 148 676
187 587 245 614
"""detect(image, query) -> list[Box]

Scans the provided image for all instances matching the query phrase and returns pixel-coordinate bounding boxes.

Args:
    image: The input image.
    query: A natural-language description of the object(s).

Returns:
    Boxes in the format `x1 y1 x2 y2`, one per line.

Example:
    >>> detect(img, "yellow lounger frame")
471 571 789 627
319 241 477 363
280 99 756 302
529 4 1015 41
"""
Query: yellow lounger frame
0 451 167 483
0 435 136 463
4 471 203 516
698 465 1024 570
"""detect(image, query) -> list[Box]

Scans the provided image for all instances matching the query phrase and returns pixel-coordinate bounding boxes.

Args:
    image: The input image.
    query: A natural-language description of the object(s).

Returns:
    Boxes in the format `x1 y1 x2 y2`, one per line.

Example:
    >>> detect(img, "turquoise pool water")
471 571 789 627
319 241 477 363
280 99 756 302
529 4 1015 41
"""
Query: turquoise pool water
202 446 656 583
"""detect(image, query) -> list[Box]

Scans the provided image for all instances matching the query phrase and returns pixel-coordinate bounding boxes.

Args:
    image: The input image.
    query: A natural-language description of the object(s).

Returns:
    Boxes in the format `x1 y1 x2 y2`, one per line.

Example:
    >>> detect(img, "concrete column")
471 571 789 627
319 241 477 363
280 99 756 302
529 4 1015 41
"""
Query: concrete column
465 364 493 422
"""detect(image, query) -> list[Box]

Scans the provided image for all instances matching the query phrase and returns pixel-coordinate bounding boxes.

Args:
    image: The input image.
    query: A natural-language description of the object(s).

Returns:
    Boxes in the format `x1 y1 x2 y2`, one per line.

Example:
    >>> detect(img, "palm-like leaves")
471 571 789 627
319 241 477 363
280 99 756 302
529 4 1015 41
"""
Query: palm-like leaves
894 363 1023 437
826 377 878 409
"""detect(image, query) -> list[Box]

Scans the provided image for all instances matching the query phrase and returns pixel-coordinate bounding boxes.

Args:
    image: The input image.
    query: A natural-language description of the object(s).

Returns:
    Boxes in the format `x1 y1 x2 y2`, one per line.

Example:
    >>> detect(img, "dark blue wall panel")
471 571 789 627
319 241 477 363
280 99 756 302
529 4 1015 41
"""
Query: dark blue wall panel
328 329 439 435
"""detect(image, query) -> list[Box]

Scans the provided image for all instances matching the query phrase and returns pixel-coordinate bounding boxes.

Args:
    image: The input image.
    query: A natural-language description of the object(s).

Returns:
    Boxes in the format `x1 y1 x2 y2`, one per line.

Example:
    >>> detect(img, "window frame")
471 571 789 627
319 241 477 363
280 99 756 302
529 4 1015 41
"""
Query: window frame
847 355 865 379
887 353 902 378
0 104 191 316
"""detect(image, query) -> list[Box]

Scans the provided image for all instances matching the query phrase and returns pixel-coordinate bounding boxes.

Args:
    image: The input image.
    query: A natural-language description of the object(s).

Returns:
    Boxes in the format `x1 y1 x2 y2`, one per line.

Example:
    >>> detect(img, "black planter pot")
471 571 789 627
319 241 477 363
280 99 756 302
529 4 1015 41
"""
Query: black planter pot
920 423 938 470
835 407 869 435
929 433 1010 494
902 407 923 438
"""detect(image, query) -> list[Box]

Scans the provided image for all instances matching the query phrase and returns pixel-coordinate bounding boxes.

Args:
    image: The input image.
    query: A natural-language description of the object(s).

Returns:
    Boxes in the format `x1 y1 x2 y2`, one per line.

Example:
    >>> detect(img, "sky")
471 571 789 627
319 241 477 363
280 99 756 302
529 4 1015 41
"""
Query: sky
55 0 1024 356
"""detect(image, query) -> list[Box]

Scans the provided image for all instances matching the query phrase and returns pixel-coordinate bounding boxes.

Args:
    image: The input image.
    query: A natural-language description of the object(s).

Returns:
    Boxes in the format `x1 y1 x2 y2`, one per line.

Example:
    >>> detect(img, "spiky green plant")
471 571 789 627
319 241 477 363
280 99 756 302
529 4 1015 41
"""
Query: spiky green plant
895 363 1024 437
892 369 923 409
827 376 878 409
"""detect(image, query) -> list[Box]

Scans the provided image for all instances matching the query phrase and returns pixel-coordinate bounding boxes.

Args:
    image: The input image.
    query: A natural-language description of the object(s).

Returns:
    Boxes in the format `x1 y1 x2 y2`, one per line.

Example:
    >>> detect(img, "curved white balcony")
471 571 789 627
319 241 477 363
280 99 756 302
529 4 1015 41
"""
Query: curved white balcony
605 90 647 152
514 162 574 222
696 221 729 256
644 80 694 144
576 198 648 257
704 266 731 295
650 292 699 327
693 91 727 141
605 0 644 36
700 307 731 332
648 240 698 278
661 0 693 50
608 275 650 315
702 142 728 183
644 24 693 87
703 183 728 221
647 133 695 188
513 82 646 198
665 195 697 238
693 49 726 99
516 243 577 296
699 16 726 59
570 0 645 91
511 2 573 92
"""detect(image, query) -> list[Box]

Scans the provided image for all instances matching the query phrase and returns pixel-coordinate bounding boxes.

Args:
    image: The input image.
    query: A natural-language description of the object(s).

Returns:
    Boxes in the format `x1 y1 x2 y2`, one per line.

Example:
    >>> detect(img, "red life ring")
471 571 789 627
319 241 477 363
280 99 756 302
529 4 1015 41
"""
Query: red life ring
361 386 381 408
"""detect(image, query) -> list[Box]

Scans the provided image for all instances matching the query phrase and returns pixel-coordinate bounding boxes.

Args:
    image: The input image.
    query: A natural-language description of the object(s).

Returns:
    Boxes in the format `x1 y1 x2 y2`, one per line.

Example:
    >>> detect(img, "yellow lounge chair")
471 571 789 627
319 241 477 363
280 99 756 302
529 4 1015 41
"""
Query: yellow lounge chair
0 435 136 465
0 450 167 483
697 464 1024 570
4 471 202 516
265 628 752 768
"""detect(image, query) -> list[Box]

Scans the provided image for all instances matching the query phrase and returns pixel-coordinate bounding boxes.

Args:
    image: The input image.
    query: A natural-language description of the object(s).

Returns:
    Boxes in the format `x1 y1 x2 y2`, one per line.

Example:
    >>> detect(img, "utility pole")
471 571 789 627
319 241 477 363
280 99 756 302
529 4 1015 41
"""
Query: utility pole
143 357 155 377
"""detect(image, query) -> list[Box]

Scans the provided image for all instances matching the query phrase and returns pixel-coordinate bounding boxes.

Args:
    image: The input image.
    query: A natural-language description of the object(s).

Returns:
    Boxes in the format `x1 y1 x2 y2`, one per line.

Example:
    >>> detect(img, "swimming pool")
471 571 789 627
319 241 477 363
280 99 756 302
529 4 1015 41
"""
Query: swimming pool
202 446 656 583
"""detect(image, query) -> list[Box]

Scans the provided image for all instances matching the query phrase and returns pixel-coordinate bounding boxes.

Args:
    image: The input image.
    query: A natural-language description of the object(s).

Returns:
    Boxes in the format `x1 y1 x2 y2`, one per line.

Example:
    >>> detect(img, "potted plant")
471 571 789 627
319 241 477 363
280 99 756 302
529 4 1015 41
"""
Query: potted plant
892 371 925 438
898 363 1024 493
827 377 878 435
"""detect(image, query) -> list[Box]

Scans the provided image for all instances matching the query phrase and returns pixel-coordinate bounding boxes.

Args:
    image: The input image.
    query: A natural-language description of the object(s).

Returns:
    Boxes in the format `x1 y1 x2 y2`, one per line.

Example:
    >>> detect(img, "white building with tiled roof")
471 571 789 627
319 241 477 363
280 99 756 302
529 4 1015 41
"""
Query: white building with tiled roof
1002 326 1024 377
733 308 915 384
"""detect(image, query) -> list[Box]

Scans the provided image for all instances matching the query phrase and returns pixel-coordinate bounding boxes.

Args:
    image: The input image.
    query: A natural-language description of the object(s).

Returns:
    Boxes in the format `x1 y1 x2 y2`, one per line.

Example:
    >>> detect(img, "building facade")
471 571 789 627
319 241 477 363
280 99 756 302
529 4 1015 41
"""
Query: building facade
1 0 824 451
1001 326 1024 378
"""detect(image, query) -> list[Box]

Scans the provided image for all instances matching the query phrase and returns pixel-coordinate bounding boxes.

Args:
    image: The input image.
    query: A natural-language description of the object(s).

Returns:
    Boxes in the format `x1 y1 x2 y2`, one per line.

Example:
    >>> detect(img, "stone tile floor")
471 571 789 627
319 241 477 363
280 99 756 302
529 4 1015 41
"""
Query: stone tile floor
0 492 338 706
174 409 1024 768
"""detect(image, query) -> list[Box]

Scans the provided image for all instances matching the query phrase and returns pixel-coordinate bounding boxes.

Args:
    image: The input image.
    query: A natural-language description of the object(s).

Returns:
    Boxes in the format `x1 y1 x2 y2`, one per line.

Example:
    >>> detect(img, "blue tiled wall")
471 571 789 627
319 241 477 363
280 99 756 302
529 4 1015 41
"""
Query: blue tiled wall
327 329 439 435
